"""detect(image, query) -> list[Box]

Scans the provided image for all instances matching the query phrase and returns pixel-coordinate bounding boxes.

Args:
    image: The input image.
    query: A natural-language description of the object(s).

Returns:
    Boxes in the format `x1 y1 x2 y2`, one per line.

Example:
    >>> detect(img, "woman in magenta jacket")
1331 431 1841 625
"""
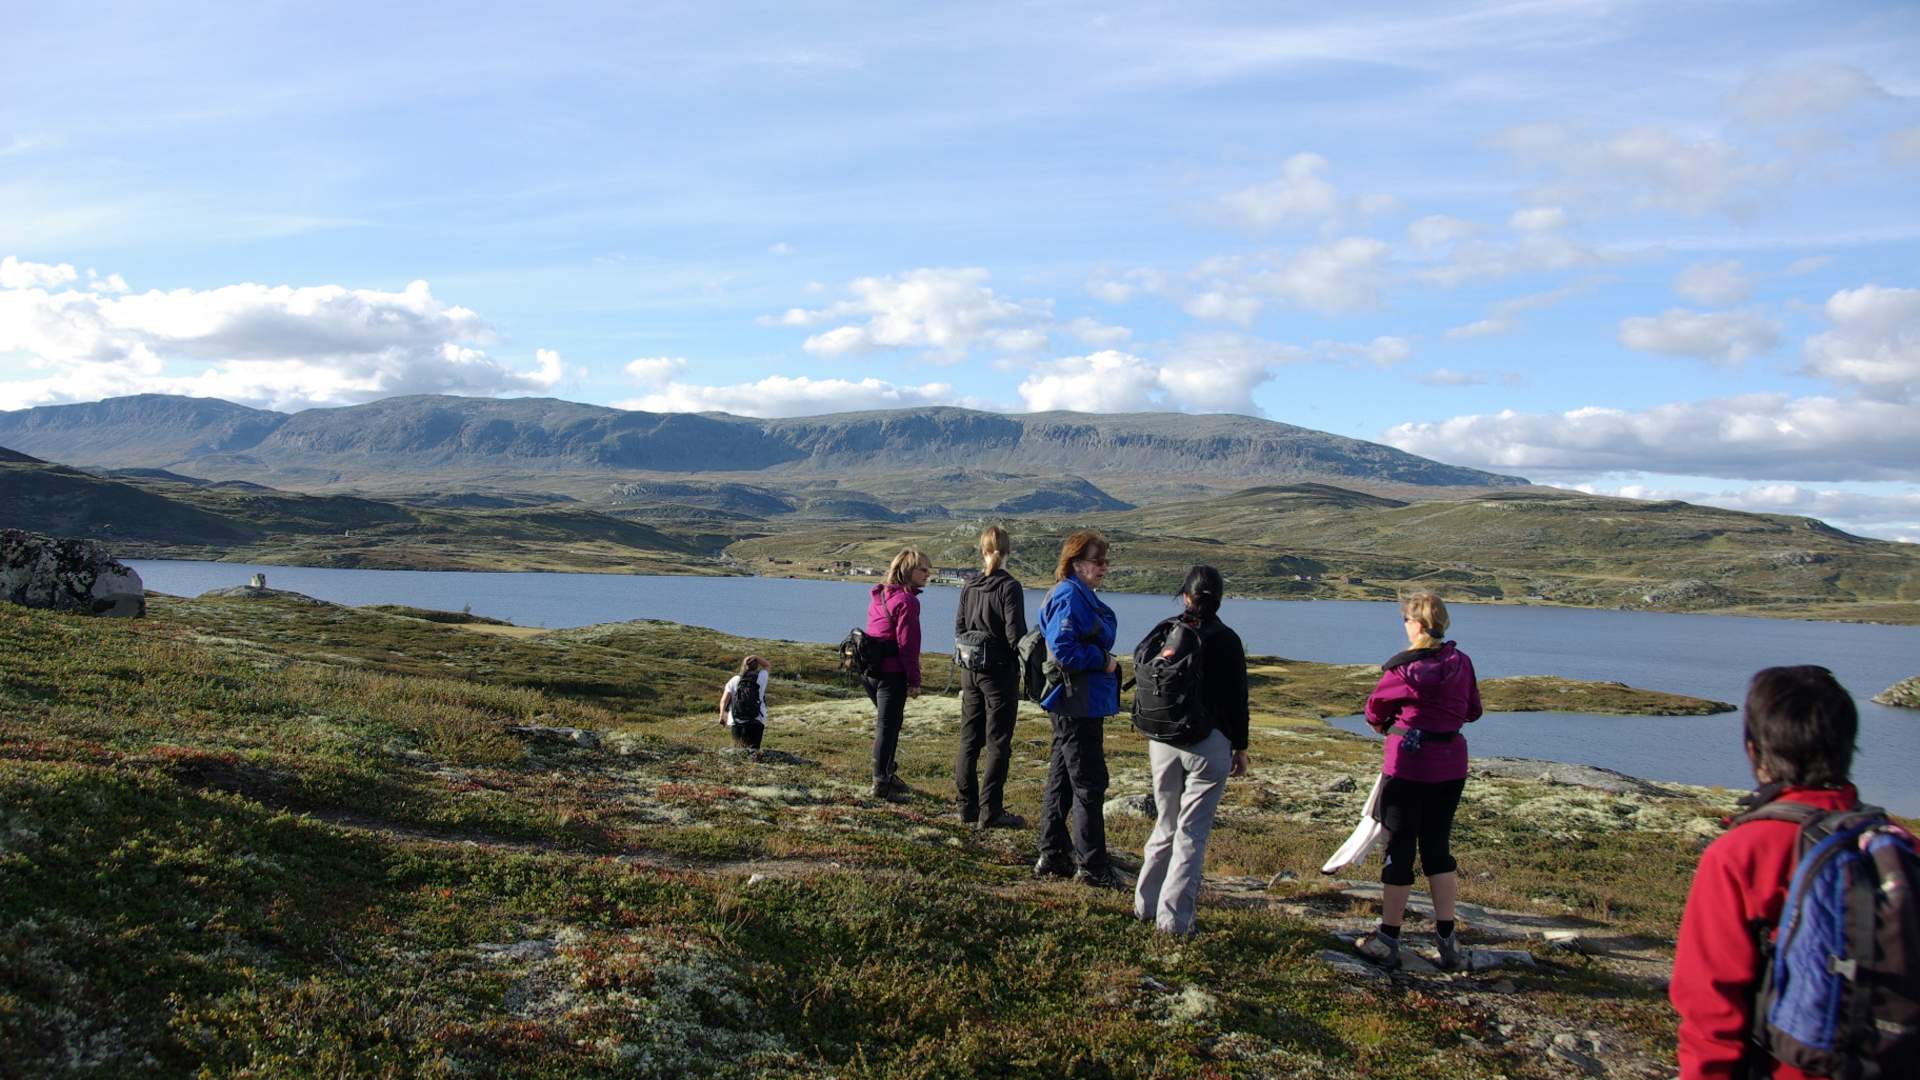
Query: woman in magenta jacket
864 547 929 799
1356 591 1481 971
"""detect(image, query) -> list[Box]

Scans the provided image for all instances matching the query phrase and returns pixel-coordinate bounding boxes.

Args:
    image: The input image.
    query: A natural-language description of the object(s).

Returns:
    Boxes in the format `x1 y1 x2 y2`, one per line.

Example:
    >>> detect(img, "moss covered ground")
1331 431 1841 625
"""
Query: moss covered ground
2 595 1766 1076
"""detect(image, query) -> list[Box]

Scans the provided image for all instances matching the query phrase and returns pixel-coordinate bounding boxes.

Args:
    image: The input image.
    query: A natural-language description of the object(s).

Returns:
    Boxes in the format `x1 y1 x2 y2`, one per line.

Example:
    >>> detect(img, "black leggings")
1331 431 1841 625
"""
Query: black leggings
1377 776 1465 887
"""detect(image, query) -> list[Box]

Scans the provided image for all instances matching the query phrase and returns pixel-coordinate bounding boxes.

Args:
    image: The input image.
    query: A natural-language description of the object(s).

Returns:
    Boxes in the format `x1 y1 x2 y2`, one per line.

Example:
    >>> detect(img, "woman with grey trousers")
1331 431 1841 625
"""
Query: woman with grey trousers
1133 565 1250 934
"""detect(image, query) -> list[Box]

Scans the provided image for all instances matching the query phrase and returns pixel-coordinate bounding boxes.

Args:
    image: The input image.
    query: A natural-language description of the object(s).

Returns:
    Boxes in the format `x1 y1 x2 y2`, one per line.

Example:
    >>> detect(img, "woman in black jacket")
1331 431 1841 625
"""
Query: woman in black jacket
1133 565 1250 934
953 524 1028 828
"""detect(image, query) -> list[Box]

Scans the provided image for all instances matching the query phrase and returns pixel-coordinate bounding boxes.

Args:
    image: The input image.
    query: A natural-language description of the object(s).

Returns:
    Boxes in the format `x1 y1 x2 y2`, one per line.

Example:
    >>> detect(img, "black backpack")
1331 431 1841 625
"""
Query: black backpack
1017 627 1057 704
1130 616 1210 744
838 628 895 678
730 670 763 723
1734 801 1920 1079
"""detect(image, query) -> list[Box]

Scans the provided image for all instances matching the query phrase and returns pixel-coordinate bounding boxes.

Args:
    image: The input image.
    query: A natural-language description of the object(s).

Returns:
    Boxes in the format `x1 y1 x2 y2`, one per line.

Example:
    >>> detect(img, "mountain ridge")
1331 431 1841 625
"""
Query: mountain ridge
0 394 1528 492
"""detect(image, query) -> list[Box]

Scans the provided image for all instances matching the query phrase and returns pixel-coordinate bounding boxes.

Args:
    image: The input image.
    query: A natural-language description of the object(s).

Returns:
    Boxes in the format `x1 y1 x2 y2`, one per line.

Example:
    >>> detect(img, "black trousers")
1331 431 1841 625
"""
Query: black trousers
1039 713 1109 872
865 671 908 782
1378 776 1466 887
729 721 764 750
956 662 1019 819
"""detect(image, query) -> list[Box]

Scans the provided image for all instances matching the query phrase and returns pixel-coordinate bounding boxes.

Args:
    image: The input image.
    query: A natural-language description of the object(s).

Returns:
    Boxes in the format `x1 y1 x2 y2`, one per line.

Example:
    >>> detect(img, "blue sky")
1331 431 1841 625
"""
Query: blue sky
2 1 1918 537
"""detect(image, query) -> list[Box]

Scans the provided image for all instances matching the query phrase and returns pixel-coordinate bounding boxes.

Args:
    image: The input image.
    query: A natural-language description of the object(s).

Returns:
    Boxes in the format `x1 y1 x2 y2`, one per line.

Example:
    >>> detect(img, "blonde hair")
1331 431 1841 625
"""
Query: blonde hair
1054 530 1108 582
885 547 930 588
979 524 1011 574
1401 591 1450 647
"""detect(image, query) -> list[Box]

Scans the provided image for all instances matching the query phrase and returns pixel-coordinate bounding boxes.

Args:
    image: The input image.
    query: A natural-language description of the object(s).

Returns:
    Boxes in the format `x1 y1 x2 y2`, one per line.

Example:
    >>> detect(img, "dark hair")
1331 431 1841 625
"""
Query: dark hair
738 655 762 677
1180 565 1224 617
1742 665 1856 787
1054 530 1109 582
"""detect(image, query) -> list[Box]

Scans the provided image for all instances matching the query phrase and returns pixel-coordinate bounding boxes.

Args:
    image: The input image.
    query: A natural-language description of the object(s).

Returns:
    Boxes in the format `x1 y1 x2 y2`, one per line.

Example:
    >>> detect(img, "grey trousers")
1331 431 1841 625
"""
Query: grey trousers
1133 729 1231 934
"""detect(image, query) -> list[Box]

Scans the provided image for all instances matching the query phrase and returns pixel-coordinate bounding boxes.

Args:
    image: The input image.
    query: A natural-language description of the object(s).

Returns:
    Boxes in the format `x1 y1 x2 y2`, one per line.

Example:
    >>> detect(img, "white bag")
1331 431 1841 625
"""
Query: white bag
1320 772 1386 875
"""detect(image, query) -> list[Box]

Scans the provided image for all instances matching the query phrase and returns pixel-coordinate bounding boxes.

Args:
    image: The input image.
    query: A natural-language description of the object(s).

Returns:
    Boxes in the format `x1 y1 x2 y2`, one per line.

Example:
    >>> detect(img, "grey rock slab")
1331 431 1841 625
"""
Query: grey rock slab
507 725 602 749
1104 793 1156 820
1547 1043 1607 1075
1466 948 1538 971
1474 756 1679 798
1338 885 1595 942
1316 949 1387 981
0 529 146 617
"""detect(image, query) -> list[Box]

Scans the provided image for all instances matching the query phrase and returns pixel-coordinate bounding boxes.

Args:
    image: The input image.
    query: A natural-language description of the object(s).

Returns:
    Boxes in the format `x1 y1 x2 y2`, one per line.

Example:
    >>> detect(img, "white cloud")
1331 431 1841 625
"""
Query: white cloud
1015 336 1302 415
1801 285 1920 401
1618 308 1779 365
1248 237 1391 315
1088 278 1136 304
1384 393 1920 482
774 268 1051 361
1415 225 1604 287
1214 152 1340 231
1445 284 1583 339
0 266 562 411
1508 206 1567 233
1786 255 1832 275
1415 369 1489 387
623 356 688 386
1062 316 1132 347
1674 260 1752 305
1017 351 1166 413
1333 335 1412 367
1572 481 1920 540
86 268 129 293
1727 64 1888 126
1885 127 1920 167
1408 215 1477 254
1182 290 1263 325
768 241 796 256
616 375 967 417
0 256 77 289
1495 122 1773 216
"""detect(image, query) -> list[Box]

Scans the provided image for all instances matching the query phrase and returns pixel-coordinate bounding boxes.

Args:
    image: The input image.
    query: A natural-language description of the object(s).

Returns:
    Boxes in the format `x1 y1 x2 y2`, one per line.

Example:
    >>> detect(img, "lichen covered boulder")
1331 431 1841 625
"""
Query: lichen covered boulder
1876 676 1920 710
0 529 146 617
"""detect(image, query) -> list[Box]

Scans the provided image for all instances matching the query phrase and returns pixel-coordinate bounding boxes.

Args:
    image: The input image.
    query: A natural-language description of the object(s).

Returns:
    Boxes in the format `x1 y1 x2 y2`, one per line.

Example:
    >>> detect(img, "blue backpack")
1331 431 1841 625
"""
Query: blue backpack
1734 801 1920 1079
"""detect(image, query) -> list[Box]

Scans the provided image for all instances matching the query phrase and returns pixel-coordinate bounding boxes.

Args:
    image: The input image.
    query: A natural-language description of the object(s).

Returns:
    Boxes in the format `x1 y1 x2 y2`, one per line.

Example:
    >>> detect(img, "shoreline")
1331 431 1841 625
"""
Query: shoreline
124 552 1920 627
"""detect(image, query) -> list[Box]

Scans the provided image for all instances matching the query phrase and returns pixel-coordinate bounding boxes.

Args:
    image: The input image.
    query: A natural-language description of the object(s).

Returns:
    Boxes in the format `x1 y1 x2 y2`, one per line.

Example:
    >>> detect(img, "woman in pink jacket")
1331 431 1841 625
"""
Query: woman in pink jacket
1355 591 1482 971
864 547 929 800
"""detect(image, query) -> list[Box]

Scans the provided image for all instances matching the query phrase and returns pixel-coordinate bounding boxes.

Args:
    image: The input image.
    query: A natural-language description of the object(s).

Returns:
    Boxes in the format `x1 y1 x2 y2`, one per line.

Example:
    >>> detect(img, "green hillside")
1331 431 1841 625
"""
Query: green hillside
0 595 1758 1076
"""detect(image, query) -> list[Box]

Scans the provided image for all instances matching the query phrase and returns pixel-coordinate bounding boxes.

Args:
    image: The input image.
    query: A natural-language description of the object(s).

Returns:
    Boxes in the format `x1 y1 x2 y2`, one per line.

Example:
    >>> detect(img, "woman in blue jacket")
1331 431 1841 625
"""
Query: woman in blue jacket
1033 529 1123 888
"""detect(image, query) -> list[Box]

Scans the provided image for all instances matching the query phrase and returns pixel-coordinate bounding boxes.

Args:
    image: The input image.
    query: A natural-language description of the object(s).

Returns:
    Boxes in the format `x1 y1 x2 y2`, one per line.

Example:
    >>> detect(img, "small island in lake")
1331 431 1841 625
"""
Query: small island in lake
1877 676 1920 709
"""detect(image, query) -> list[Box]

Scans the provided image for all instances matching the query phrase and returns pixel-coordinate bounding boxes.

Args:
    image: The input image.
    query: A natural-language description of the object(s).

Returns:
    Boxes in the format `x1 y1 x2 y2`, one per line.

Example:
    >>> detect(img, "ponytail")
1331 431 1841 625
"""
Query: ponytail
1180 565 1224 617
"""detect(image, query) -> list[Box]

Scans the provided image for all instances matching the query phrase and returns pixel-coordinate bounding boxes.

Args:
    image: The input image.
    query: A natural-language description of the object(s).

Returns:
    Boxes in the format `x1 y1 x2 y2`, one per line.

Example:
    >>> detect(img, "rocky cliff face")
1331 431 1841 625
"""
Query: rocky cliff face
0 393 1529 489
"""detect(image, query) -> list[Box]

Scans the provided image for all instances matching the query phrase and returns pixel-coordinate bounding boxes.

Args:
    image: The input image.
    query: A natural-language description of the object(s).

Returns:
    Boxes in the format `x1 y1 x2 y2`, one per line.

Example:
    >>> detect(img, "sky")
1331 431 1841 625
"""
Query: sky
2 1 1918 539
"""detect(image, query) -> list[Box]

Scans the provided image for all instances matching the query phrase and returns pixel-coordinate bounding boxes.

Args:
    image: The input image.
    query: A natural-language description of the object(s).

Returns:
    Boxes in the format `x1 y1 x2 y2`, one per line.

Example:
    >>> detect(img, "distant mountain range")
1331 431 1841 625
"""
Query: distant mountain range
0 394 1529 497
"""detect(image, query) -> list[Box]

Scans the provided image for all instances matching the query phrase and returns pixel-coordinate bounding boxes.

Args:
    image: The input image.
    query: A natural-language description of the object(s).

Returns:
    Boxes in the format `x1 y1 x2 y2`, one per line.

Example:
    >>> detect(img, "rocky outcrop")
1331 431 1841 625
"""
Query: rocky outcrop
1876 676 1920 709
0 529 145 617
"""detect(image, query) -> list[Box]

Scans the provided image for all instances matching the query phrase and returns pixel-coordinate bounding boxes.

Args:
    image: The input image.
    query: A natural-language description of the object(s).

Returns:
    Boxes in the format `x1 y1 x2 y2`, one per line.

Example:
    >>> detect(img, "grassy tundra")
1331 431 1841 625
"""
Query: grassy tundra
2 593 1766 1077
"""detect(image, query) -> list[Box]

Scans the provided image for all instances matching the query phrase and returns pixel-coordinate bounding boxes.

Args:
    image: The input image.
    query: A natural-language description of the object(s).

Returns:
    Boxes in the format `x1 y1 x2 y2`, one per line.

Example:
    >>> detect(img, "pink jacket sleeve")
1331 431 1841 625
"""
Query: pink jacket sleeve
1463 655 1483 722
1363 669 1413 733
893 592 923 688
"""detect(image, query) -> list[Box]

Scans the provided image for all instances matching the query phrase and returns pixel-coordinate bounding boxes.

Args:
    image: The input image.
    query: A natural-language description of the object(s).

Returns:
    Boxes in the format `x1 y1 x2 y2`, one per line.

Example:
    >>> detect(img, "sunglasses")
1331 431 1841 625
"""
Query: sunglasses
1078 557 1110 567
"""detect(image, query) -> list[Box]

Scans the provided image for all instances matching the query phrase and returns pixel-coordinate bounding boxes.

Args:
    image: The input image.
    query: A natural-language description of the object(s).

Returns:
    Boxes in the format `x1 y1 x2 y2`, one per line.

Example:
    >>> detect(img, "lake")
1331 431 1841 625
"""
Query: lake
129 559 1920 813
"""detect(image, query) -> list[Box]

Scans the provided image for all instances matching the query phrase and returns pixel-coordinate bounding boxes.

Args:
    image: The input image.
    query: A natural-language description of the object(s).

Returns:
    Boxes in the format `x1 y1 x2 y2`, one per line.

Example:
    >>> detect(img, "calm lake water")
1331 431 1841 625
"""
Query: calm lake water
129 560 1920 813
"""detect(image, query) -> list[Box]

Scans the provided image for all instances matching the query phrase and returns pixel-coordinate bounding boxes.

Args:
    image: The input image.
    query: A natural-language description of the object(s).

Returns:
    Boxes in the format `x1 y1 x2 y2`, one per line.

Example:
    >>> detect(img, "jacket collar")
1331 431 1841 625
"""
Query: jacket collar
1738 782 1859 812
1382 641 1450 672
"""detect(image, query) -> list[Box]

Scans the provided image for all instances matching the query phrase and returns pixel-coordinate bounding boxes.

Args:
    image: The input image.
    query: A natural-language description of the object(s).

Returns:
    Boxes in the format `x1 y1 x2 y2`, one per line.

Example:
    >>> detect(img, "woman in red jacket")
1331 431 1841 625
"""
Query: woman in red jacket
1356 591 1481 971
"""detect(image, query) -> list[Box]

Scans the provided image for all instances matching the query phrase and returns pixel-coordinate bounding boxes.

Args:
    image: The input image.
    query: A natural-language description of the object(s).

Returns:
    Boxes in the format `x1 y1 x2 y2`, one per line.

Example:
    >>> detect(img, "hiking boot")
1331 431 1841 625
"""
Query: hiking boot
1033 851 1074 879
976 810 1027 830
882 774 912 796
870 779 907 802
1355 932 1402 971
1435 932 1460 972
1074 865 1126 890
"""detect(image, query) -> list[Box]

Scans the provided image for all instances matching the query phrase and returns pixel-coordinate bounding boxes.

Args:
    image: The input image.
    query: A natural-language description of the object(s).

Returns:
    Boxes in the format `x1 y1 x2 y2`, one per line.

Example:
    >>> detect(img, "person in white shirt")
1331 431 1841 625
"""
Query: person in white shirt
718 655 770 751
